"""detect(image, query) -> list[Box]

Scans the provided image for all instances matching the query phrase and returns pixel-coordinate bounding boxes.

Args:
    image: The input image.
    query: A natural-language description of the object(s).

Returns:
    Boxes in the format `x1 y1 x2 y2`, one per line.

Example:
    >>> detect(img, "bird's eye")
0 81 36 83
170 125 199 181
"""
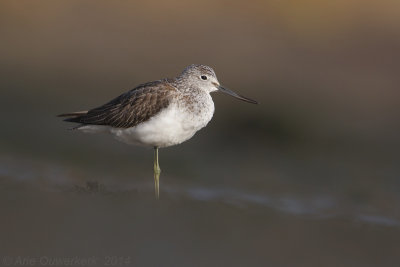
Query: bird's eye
201 75 208 80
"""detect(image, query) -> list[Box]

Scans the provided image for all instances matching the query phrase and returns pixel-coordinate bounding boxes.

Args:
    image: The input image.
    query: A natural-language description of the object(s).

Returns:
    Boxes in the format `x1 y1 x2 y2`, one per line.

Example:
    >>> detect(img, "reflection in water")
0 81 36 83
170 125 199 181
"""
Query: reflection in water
1 154 398 228
355 214 400 227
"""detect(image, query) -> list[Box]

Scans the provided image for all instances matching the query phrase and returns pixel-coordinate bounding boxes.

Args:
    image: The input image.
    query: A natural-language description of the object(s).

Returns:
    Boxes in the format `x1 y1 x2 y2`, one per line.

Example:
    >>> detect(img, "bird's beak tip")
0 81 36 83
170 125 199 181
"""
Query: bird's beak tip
217 85 258 104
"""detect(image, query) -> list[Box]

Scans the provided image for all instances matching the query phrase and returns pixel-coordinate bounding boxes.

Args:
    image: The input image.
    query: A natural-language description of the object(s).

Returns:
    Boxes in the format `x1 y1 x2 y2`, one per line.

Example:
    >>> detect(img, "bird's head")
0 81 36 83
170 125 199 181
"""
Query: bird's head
179 64 257 104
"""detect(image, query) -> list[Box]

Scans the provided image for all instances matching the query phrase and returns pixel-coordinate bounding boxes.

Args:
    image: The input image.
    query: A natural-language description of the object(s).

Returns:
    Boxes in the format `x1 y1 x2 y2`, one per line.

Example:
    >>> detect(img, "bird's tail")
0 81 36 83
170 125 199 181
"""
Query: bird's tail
57 110 88 123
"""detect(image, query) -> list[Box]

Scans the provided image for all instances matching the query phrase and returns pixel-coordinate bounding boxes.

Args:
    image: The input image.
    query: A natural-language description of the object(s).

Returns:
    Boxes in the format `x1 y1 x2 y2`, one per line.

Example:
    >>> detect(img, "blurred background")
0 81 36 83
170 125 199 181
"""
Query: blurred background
1 0 399 266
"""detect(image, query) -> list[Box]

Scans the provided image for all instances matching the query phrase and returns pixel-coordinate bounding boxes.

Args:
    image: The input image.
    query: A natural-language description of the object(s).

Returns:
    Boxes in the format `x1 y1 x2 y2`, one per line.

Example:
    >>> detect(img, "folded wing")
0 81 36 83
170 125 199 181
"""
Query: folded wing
58 80 176 128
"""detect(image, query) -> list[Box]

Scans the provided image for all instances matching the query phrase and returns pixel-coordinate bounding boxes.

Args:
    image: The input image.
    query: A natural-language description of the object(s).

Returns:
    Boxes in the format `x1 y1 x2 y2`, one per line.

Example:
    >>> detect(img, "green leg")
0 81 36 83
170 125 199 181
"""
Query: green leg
153 147 161 200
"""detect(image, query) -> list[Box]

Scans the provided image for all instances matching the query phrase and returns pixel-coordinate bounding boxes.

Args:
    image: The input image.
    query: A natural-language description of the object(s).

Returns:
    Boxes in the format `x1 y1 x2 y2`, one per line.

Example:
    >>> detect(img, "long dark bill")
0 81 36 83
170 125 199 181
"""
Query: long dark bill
218 85 258 104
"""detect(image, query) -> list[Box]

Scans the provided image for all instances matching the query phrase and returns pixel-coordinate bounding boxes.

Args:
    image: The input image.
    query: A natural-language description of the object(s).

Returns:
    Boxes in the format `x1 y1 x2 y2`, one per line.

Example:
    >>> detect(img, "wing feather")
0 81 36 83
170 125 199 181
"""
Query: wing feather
68 80 177 128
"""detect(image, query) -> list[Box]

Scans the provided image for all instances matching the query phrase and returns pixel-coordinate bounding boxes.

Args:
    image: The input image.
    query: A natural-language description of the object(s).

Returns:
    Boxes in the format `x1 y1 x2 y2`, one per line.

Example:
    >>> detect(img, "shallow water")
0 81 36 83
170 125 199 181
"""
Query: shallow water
1 149 399 266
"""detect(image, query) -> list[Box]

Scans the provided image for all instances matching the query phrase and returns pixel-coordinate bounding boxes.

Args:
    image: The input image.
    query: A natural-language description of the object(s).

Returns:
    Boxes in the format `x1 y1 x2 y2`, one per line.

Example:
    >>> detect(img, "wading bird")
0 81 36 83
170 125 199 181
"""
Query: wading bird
59 64 257 199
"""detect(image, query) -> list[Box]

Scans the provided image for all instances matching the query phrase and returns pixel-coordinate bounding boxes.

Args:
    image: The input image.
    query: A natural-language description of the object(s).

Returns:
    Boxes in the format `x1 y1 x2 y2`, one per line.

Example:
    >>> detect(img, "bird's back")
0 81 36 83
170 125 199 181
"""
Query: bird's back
59 80 177 129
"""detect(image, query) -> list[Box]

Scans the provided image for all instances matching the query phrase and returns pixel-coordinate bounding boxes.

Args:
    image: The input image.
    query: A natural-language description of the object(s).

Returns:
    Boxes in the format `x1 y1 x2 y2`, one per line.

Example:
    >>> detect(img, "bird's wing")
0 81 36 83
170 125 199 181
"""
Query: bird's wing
66 80 177 128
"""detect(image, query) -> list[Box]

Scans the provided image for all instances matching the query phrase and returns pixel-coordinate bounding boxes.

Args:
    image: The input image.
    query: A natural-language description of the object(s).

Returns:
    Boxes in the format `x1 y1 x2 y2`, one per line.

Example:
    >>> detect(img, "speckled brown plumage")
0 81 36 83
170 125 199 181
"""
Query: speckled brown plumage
60 80 177 128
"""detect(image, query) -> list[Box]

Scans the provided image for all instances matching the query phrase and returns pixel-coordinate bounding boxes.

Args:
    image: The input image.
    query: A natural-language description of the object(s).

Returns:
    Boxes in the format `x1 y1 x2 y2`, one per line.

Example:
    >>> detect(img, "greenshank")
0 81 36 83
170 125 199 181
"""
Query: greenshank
58 64 257 199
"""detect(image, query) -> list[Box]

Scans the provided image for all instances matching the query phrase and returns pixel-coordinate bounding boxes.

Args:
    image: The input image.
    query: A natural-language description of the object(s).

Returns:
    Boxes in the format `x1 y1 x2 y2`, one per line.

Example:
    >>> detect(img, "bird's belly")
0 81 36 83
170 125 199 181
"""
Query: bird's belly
110 103 214 148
